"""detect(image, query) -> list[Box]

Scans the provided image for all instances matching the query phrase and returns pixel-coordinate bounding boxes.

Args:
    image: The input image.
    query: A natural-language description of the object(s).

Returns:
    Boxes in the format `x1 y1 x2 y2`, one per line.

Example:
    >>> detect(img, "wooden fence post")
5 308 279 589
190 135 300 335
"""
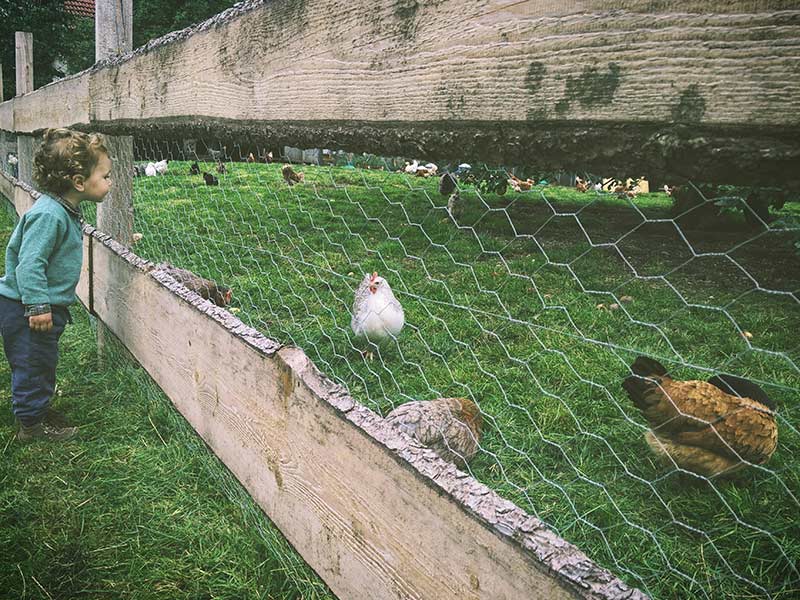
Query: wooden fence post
14 32 32 96
14 33 34 186
96 0 133 59
94 1 134 361
0 62 6 178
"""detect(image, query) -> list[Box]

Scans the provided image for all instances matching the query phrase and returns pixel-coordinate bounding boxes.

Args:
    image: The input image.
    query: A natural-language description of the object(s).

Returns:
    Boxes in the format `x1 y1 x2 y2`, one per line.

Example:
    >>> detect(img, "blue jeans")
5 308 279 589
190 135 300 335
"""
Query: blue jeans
0 295 70 426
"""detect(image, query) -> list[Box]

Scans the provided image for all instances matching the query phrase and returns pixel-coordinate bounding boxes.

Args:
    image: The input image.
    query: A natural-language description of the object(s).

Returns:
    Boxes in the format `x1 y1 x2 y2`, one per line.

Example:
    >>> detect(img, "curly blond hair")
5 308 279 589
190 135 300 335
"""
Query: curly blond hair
33 128 108 195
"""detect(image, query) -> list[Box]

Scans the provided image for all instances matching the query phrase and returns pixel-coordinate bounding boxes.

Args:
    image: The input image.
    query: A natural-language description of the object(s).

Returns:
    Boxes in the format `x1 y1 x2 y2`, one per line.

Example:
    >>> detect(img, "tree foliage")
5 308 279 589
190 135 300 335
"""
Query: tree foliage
0 0 80 98
1 0 238 100
132 1 239 50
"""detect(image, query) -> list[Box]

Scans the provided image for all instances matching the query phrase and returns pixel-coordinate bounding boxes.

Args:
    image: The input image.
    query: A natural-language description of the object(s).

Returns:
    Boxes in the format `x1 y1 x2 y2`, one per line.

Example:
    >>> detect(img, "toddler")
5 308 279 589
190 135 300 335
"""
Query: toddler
0 128 111 441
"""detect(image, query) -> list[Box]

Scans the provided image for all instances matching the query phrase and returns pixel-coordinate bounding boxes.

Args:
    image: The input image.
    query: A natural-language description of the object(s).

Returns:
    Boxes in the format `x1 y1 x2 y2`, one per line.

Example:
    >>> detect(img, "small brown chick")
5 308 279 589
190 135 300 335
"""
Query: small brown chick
575 177 589 193
623 357 777 477
385 397 482 467
282 164 305 186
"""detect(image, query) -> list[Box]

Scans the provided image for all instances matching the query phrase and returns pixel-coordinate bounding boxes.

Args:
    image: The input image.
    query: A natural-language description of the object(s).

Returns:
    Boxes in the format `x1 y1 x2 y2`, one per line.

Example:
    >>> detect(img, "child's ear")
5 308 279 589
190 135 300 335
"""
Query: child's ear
71 174 86 192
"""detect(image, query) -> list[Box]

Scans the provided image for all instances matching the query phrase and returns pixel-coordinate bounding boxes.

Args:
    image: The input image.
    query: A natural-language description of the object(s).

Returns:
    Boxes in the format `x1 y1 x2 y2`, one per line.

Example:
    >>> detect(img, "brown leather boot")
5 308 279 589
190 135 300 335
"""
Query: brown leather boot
17 421 78 442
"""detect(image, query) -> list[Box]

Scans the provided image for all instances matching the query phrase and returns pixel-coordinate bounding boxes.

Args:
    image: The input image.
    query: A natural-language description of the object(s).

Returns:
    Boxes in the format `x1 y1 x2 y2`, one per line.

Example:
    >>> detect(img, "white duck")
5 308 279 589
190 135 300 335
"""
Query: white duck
351 272 405 359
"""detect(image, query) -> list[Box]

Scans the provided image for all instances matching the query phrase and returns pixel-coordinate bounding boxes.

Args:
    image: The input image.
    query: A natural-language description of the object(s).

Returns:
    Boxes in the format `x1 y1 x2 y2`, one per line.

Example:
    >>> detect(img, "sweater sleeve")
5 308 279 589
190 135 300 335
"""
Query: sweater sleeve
15 212 60 305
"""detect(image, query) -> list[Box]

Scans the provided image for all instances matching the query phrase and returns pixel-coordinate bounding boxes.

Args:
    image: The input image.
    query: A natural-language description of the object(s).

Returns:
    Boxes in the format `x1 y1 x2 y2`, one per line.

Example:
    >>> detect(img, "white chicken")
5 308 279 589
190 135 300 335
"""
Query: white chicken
144 162 157 177
351 272 405 359
404 160 419 174
153 159 169 175
424 162 438 176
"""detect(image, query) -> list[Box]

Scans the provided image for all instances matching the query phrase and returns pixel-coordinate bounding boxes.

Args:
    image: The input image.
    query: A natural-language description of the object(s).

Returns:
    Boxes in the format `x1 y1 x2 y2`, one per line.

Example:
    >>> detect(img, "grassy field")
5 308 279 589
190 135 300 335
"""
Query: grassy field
109 160 800 599
0 210 335 599
80 160 800 598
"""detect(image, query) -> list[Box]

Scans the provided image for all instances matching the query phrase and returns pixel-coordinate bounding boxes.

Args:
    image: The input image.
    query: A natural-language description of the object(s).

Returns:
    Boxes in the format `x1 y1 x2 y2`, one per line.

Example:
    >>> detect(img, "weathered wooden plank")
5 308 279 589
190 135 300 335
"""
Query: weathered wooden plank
14 32 33 96
95 0 133 60
0 101 13 132
13 74 90 134
0 168 15 201
15 135 35 186
87 0 800 126
4 0 800 183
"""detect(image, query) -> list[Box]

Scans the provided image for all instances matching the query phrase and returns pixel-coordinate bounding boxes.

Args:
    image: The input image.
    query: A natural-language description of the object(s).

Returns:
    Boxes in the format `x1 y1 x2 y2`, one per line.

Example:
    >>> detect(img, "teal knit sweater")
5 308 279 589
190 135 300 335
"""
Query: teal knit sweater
0 194 83 307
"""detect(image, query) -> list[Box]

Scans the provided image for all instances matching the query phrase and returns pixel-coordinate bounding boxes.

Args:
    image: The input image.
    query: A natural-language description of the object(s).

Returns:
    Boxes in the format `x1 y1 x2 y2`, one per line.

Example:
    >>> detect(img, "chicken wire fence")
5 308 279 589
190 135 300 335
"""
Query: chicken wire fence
81 136 799 600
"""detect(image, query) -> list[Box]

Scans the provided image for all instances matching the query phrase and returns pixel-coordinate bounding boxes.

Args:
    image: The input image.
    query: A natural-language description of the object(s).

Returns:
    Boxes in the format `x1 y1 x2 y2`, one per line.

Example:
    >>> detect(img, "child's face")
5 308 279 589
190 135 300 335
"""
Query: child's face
78 153 113 203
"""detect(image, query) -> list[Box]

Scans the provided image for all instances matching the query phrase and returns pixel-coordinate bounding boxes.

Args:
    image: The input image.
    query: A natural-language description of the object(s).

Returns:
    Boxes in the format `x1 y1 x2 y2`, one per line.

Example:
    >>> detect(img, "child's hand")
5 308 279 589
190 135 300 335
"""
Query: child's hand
29 312 53 332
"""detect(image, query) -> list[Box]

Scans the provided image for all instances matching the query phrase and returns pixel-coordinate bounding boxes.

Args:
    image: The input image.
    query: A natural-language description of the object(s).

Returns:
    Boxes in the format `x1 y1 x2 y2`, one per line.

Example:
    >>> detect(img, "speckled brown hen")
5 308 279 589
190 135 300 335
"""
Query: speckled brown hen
384 397 482 468
154 263 232 307
623 356 778 477
281 164 304 186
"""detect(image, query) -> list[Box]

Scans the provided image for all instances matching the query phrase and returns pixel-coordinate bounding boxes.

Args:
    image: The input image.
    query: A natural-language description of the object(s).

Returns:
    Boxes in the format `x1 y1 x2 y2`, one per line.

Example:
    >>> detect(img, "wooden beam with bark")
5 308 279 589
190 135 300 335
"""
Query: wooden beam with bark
2 0 800 184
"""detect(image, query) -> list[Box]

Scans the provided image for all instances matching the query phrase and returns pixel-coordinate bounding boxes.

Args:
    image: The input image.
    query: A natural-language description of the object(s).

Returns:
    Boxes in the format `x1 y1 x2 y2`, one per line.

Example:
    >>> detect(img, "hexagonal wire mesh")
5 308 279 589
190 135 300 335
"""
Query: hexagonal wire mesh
82 136 799 600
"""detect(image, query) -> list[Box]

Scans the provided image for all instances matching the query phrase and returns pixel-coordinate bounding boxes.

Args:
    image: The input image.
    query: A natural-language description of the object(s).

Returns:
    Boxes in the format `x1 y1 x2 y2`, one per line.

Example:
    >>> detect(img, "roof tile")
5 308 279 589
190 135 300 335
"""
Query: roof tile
63 0 95 18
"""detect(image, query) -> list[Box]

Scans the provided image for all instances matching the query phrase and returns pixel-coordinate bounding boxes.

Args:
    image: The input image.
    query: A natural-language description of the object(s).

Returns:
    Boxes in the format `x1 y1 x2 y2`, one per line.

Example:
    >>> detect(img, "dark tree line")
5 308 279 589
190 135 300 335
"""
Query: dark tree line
1 0 237 99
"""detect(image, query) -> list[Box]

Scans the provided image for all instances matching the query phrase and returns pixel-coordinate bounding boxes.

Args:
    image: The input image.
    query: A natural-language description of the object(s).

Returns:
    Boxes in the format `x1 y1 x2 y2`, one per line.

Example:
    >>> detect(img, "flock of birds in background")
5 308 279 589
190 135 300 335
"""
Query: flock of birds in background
130 154 777 478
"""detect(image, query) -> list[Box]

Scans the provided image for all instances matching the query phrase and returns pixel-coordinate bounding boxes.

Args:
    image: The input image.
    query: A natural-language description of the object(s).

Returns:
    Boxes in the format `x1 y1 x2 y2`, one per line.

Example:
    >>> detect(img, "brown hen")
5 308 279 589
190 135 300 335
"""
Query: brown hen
623 357 777 477
384 397 482 468
154 263 232 307
281 164 304 186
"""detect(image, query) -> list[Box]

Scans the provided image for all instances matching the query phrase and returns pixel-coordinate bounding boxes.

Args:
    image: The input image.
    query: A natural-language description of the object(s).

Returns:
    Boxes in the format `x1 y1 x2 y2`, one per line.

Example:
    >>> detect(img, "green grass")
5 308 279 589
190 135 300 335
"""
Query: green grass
36 160 800 599
0 210 335 599
113 161 800 599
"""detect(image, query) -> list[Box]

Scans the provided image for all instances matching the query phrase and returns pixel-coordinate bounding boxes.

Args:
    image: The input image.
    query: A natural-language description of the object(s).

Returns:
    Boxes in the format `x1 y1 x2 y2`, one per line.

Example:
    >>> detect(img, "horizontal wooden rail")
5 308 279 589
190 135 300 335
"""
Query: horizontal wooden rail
1 0 800 185
0 171 647 599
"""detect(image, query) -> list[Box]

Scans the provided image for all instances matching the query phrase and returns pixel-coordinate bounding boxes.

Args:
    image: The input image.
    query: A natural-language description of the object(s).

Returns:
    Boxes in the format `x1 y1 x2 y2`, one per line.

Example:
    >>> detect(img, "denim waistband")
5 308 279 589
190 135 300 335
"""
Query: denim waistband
0 295 72 323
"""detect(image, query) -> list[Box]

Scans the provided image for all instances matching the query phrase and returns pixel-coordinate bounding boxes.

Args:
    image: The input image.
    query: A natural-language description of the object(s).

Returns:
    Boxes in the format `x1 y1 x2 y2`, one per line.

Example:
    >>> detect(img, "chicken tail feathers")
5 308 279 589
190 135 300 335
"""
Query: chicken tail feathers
623 356 668 411
708 374 775 410
630 356 668 378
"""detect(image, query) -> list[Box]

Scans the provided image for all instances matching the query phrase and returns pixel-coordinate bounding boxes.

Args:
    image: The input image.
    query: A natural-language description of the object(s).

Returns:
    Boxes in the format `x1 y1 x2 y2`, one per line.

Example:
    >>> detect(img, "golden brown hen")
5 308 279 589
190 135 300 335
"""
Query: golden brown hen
623 357 777 477
384 397 482 468
281 164 304 186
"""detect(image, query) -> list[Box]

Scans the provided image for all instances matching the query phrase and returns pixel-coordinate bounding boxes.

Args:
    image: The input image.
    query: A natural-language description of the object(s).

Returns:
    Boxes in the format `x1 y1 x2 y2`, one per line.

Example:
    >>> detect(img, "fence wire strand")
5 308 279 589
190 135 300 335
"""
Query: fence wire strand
76 136 800 599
